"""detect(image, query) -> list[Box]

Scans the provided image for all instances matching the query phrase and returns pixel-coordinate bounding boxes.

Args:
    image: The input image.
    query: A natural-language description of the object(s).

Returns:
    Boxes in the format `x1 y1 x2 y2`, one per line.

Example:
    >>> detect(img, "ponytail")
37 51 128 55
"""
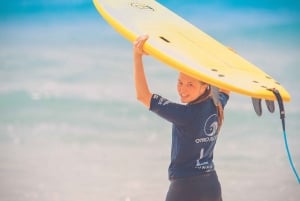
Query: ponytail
190 85 225 134
216 102 224 134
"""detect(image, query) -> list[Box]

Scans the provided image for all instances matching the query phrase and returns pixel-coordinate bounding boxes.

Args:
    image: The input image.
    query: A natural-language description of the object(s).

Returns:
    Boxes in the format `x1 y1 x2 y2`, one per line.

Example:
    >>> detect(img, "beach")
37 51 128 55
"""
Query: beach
0 1 299 200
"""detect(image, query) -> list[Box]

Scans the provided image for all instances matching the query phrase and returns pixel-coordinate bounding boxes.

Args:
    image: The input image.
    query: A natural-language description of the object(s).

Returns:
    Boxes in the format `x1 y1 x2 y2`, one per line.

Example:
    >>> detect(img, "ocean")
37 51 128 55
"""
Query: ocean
0 1 299 201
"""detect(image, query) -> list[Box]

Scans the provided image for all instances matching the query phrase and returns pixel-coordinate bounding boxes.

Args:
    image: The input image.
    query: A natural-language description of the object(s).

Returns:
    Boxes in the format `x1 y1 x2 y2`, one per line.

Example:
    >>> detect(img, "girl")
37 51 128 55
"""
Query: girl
133 35 229 201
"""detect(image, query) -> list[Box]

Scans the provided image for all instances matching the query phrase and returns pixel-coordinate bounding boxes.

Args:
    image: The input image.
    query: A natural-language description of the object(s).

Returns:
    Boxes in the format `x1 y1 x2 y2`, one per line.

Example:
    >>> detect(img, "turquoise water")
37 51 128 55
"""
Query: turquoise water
0 1 300 201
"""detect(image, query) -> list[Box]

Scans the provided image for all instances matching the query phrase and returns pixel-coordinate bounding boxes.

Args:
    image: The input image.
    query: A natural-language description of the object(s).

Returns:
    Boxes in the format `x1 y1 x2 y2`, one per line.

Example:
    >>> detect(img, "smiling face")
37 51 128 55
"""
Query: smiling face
177 73 208 103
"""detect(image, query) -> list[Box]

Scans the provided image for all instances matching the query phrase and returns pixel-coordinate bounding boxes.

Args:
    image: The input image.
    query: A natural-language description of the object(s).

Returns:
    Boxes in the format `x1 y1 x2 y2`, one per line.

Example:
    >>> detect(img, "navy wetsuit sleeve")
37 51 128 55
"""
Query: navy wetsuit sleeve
219 92 229 108
149 94 192 125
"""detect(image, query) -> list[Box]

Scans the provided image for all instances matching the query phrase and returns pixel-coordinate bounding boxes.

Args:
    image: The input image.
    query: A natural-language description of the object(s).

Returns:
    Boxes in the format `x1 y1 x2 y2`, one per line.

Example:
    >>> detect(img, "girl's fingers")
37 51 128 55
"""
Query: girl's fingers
134 35 149 55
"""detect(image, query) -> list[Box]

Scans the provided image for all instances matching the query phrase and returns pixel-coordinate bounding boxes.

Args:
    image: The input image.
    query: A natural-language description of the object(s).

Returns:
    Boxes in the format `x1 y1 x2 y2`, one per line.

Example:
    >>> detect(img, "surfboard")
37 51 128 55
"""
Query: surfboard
93 0 291 102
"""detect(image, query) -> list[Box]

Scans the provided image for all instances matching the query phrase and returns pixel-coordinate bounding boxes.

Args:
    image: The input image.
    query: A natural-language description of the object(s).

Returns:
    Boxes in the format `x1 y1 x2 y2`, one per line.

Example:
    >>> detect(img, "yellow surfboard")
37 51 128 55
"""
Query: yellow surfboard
93 0 291 102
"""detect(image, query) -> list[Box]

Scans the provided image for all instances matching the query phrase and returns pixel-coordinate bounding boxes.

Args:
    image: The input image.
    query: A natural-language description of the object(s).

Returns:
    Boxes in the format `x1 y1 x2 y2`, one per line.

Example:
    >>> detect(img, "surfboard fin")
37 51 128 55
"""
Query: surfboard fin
252 98 262 116
210 86 220 106
252 98 275 116
265 100 275 113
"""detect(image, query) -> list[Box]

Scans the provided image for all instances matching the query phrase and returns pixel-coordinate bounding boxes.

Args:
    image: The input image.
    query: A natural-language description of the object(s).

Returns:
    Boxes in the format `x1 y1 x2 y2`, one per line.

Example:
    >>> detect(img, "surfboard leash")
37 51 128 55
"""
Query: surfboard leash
271 89 300 184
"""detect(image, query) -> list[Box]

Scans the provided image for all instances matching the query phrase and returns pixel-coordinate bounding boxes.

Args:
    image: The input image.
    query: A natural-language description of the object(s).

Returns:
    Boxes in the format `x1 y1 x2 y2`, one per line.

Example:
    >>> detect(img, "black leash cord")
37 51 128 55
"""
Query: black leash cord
272 89 300 184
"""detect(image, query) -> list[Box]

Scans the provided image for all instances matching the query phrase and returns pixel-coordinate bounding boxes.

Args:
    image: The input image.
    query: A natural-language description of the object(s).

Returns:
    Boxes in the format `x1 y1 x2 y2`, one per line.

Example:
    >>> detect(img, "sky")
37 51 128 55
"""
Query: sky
1 0 299 43
0 0 300 16
1 0 298 40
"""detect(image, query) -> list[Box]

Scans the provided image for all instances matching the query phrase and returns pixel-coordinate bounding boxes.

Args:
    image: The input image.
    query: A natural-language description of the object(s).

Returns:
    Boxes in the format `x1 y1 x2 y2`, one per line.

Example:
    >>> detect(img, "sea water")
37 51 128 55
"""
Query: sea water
0 1 299 201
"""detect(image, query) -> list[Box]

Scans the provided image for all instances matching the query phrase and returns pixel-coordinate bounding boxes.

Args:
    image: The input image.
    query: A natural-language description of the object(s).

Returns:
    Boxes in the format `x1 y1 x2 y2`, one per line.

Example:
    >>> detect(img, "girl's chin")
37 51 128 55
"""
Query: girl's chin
180 98 189 103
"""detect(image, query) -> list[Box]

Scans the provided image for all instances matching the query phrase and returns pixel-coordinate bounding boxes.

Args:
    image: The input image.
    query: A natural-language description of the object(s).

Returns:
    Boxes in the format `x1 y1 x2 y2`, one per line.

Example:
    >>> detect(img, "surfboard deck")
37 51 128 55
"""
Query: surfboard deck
93 0 291 102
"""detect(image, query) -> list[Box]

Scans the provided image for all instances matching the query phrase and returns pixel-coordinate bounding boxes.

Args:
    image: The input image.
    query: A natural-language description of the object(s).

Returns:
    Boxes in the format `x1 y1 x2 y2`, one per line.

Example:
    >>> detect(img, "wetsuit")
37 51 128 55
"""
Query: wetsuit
150 92 229 201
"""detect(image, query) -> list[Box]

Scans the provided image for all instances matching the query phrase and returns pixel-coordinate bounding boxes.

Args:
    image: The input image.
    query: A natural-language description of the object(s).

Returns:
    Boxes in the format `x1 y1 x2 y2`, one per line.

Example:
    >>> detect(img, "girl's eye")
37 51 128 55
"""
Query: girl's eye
187 83 193 88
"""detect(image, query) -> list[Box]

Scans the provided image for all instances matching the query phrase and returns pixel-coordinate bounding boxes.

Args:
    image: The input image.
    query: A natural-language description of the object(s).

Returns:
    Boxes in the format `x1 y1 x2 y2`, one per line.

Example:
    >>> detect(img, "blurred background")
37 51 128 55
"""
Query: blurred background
0 0 299 200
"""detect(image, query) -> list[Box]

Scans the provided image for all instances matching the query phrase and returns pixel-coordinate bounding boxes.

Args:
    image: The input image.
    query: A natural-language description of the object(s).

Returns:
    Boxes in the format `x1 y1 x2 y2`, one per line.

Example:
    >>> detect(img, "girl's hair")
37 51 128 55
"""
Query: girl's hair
192 84 224 134
206 85 224 134
216 101 224 134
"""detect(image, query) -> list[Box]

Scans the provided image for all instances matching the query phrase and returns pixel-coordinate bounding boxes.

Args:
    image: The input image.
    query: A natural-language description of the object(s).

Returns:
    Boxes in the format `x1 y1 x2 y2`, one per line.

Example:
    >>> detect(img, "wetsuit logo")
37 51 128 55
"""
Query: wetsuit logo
195 114 218 144
194 114 218 170
204 114 218 137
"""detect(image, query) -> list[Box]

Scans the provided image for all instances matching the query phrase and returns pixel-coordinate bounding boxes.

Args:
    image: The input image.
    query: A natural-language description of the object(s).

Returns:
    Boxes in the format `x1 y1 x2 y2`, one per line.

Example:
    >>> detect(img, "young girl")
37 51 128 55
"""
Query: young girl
133 35 229 201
